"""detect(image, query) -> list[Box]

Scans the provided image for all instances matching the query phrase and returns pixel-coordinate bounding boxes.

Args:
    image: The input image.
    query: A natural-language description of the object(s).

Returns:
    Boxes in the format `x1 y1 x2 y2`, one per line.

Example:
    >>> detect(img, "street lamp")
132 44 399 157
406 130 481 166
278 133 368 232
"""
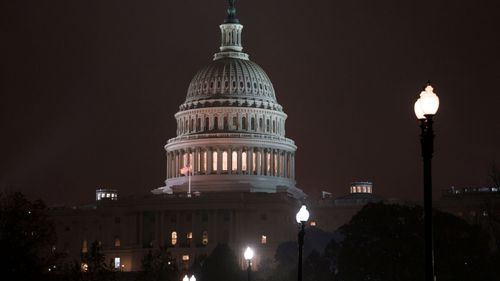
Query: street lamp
296 205 310 281
244 246 254 281
183 274 196 281
414 82 439 281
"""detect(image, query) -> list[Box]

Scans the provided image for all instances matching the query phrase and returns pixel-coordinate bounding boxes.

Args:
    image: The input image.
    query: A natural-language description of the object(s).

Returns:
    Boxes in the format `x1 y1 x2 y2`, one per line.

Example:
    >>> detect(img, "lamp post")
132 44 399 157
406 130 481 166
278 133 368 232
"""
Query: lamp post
183 274 196 281
244 246 254 281
296 205 310 281
414 82 440 281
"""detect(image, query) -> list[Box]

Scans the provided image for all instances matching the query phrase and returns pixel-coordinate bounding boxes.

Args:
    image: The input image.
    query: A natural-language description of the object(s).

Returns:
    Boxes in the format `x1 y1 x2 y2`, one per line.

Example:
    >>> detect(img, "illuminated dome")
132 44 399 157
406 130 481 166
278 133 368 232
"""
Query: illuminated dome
152 1 304 198
183 58 279 109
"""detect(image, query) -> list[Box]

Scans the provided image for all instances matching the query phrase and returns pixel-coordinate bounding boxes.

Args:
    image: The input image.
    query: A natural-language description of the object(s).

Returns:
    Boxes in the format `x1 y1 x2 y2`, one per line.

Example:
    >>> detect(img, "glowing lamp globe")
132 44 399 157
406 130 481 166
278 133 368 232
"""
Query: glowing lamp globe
415 85 439 119
189 276 196 281
296 205 310 223
183 275 189 281
244 246 254 260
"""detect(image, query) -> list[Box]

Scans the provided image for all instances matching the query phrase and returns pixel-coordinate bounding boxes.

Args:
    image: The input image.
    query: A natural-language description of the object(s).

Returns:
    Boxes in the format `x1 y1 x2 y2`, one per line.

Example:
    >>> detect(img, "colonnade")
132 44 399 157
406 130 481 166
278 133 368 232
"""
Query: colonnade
166 147 295 180
176 112 285 136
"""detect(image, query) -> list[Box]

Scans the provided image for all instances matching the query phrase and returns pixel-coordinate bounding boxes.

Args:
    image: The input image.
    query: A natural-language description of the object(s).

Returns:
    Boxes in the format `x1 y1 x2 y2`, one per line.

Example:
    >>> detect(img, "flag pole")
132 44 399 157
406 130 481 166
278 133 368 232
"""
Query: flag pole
188 165 192 198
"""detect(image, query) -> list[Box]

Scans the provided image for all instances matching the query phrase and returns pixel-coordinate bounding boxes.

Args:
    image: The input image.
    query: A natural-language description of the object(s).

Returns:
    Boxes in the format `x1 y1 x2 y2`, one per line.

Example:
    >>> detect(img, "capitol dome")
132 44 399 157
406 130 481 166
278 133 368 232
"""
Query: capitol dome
152 2 305 198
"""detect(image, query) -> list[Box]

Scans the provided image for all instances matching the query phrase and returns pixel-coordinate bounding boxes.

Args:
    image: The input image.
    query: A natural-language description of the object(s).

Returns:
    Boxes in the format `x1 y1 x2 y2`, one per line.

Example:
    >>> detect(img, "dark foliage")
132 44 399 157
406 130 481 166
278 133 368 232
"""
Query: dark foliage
66 241 117 281
200 243 242 281
337 202 499 281
0 192 57 281
135 247 178 281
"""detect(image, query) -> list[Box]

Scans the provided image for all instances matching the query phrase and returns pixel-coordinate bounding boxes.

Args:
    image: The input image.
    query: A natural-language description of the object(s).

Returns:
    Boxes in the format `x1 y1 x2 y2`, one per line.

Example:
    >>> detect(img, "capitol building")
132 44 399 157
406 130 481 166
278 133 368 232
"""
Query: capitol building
50 2 379 273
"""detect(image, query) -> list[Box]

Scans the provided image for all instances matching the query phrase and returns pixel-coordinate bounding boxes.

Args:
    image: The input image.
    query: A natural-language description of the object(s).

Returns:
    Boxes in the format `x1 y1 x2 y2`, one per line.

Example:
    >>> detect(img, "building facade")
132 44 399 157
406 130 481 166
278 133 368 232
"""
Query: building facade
49 2 380 273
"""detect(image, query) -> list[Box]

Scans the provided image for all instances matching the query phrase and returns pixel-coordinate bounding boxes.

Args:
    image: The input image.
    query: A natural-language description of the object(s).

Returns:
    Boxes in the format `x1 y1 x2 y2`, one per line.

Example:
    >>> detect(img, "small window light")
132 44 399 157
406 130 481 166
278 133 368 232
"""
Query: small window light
182 255 190 261
81 263 88 272
261 235 267 244
114 257 121 269
310 221 316 227
187 232 193 239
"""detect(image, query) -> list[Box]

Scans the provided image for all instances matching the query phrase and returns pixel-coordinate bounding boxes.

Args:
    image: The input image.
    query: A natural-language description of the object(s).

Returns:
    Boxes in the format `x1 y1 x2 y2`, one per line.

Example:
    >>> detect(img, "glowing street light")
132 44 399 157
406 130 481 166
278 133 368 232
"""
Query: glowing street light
296 204 309 281
183 275 196 281
414 81 440 281
244 246 254 281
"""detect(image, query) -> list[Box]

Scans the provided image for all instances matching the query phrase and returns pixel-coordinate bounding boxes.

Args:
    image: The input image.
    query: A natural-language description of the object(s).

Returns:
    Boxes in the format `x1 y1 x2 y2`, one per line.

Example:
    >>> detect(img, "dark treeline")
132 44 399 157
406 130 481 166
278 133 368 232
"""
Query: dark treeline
2 192 500 281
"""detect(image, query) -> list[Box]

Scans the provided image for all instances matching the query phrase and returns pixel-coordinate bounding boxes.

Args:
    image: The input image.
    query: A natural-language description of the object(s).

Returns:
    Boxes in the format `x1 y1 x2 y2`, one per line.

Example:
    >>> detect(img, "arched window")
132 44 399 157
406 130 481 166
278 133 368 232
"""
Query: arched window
242 152 247 171
202 231 208 245
205 117 209 131
273 120 276 133
171 231 177 246
212 151 218 172
233 116 238 130
196 118 201 131
259 118 263 131
213 117 218 130
190 119 194 132
223 116 228 130
251 117 255 130
242 117 247 130
232 151 238 171
222 151 228 171
266 119 270 132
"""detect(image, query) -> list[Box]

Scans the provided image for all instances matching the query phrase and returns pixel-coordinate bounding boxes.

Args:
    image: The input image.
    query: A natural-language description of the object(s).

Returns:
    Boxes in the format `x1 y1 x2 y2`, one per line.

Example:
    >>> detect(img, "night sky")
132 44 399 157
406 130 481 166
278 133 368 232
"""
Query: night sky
2 0 499 205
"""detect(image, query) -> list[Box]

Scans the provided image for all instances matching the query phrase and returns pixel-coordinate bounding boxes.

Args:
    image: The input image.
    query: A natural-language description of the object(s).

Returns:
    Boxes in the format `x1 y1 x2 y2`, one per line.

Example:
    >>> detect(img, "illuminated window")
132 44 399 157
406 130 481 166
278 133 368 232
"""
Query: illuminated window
183 153 188 167
222 151 228 171
114 237 121 247
82 240 88 253
310 221 317 227
182 255 190 261
81 263 88 272
261 235 267 244
252 152 256 172
187 232 193 239
114 257 121 269
189 153 193 167
368 186 372 193
203 151 207 172
274 153 278 175
232 151 238 171
242 152 247 171
266 152 271 173
212 151 218 171
202 231 208 245
171 231 177 246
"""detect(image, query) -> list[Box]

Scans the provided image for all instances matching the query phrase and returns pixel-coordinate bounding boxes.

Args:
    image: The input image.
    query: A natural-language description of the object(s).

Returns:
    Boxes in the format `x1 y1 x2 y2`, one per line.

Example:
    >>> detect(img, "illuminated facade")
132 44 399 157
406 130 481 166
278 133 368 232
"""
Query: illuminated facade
49 2 380 274
152 4 303 198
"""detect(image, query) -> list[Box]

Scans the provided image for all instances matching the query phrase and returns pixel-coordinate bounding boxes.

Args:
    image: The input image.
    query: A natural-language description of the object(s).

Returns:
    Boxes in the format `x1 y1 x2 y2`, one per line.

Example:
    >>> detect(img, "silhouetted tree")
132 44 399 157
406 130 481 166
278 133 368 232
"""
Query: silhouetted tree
489 161 500 187
337 202 495 281
0 192 57 281
200 243 242 281
135 247 178 281
67 241 116 281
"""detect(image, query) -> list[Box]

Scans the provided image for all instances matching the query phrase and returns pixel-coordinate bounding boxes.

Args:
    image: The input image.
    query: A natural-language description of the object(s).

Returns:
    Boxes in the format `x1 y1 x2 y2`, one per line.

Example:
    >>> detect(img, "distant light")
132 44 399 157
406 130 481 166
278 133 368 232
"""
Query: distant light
310 221 316 227
182 255 190 261
189 275 196 281
244 246 254 260
296 205 310 223
183 275 189 281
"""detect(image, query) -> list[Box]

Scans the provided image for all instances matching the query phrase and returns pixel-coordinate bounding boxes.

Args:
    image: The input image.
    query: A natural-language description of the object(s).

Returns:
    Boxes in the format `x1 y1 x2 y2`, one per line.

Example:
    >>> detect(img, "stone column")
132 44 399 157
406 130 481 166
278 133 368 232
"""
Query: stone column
207 148 213 174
